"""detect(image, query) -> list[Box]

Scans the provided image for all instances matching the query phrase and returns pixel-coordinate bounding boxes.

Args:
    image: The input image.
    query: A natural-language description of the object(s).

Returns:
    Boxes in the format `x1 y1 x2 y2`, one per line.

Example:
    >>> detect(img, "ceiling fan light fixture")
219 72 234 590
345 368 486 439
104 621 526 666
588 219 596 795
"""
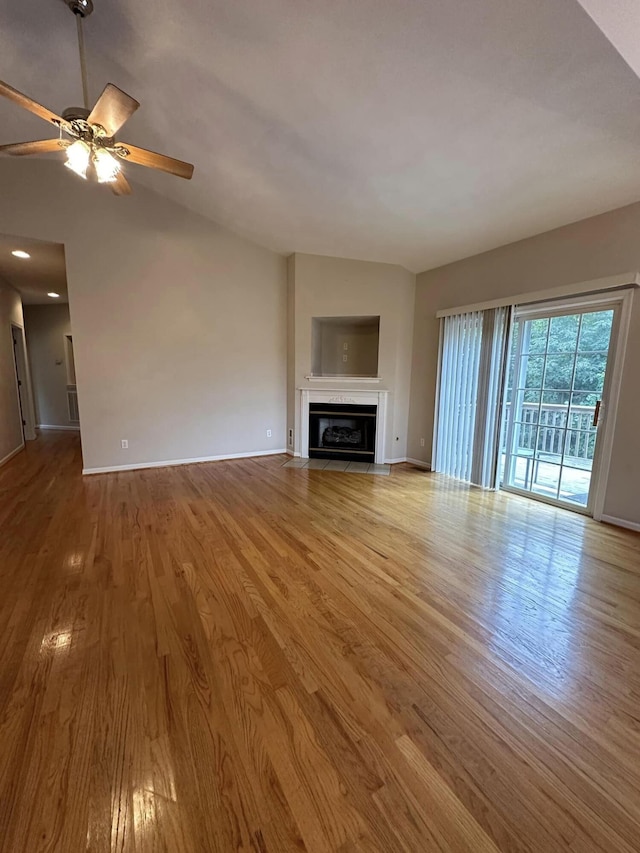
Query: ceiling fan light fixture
0 1 193 195
93 147 120 183
65 139 91 179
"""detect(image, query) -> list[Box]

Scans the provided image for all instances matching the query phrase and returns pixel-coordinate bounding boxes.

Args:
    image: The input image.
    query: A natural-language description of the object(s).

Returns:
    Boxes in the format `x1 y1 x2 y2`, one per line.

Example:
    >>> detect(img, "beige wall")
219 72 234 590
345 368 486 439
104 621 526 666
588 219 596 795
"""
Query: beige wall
408 200 640 525
24 303 75 429
0 277 24 465
289 253 415 461
0 160 287 472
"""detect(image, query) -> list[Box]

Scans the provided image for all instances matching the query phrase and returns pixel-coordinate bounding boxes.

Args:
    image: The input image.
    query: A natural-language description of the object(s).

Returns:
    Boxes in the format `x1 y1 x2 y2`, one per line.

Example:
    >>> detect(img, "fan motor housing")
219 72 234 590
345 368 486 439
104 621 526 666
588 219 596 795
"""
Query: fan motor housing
62 107 90 122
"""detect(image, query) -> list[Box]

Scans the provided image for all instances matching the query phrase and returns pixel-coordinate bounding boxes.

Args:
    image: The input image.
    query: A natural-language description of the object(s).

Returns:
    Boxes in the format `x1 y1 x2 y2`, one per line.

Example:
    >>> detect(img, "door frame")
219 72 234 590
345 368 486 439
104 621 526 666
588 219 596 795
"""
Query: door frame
589 289 634 521
10 322 36 442
499 288 634 520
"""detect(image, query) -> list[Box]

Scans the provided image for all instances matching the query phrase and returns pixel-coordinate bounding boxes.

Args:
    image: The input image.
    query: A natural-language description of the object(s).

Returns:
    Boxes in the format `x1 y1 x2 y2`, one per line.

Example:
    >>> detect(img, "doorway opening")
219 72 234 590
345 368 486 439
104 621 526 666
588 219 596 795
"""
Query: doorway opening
0 233 80 466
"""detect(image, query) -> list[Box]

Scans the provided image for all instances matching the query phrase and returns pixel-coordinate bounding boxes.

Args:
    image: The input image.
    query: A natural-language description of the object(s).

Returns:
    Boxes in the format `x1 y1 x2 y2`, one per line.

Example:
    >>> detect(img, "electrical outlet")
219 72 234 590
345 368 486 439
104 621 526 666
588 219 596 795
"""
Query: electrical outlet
121 439 128 449
343 354 348 362
266 429 272 438
420 438 425 447
288 428 293 447
343 342 348 350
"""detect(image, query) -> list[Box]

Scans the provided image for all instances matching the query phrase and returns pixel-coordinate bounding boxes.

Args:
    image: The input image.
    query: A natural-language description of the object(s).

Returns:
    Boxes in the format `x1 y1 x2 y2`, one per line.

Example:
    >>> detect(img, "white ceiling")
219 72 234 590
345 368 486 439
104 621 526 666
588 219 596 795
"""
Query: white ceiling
0 234 68 304
576 0 640 79
2 0 640 272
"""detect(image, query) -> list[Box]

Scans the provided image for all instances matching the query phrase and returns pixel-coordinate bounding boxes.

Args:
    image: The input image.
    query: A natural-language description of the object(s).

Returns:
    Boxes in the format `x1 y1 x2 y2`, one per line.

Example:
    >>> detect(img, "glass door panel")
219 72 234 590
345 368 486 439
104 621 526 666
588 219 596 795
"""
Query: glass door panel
501 307 614 511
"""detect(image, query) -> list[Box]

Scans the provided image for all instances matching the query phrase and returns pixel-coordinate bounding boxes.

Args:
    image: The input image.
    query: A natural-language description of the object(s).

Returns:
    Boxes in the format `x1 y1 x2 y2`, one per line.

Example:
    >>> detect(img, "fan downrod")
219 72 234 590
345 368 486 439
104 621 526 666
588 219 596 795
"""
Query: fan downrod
64 0 94 18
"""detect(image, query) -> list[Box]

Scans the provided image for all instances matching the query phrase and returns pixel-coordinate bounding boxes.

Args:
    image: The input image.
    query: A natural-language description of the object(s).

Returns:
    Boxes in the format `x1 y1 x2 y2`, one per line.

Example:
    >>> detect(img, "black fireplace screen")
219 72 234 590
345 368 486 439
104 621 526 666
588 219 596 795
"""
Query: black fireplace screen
308 403 376 462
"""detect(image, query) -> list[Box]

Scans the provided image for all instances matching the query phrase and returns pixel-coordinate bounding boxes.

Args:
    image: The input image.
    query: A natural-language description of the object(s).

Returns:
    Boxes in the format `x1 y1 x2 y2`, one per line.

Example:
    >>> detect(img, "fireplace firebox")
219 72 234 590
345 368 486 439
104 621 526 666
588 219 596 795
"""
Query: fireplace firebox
308 403 376 462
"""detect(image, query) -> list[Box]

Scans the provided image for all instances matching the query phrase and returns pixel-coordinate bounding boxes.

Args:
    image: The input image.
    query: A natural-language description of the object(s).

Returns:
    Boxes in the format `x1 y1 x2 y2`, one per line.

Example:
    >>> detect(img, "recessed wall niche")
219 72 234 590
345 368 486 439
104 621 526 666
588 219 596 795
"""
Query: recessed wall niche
311 315 380 377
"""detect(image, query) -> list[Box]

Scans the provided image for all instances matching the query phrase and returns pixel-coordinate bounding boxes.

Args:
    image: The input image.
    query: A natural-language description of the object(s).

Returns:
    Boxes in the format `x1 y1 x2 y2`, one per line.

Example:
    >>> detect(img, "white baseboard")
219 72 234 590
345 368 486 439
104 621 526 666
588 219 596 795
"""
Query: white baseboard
286 449 301 457
384 457 432 467
405 457 432 470
83 448 287 476
601 514 640 533
0 443 25 468
38 424 81 431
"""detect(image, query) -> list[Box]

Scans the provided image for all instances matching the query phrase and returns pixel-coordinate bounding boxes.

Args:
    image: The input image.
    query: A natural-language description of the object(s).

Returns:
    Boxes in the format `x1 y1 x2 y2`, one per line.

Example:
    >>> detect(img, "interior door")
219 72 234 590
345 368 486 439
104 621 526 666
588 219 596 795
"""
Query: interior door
11 326 27 441
500 303 616 513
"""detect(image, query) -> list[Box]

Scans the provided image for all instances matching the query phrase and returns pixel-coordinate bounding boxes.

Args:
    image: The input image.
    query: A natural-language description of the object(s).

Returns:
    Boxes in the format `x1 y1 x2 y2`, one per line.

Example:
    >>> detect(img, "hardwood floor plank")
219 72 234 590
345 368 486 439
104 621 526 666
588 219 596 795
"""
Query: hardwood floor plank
395 734 501 852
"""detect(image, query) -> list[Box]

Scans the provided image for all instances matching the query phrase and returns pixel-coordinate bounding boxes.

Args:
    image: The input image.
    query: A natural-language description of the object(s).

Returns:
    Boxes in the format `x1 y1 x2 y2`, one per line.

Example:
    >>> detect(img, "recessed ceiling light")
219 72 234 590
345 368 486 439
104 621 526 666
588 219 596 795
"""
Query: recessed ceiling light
47 292 60 298
11 250 30 259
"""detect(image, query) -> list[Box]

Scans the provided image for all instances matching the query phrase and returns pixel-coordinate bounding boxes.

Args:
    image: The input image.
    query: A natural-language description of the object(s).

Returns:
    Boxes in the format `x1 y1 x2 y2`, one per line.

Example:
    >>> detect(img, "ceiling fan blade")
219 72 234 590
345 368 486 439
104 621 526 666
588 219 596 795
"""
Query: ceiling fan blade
0 80 64 126
117 143 194 180
88 84 139 137
111 171 132 196
0 139 64 156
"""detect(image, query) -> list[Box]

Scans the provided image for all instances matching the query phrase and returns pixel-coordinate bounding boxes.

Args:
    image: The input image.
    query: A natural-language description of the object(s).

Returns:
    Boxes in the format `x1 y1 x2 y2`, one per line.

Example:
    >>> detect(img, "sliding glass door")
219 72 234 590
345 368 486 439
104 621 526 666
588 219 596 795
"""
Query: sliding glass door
500 304 615 512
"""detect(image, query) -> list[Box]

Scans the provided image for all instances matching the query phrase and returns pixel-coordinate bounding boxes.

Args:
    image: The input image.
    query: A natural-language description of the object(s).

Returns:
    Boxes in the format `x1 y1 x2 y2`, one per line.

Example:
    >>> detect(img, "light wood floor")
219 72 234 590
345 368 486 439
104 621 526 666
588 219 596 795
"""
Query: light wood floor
1 431 640 852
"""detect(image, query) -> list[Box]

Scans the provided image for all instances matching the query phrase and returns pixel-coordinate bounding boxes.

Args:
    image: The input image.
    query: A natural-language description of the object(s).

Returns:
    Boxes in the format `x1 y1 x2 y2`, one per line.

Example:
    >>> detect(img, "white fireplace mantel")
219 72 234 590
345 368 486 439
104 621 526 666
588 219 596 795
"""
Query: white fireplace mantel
299 387 389 463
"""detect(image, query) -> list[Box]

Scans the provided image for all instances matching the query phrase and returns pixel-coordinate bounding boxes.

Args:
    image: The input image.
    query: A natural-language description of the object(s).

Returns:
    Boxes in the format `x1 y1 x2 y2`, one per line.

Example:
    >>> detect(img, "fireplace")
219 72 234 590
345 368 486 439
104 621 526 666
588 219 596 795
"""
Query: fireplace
308 403 376 462
299 389 388 464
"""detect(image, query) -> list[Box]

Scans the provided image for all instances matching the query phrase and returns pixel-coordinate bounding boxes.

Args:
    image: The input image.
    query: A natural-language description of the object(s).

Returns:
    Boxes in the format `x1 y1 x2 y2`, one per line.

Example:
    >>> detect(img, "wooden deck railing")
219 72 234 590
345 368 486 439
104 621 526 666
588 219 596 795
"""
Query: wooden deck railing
505 402 596 461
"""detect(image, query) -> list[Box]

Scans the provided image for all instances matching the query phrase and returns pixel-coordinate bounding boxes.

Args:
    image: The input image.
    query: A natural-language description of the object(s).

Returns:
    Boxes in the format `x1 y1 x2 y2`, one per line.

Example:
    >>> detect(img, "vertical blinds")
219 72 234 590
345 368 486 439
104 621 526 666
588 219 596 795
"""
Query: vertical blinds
433 306 510 488
434 311 483 482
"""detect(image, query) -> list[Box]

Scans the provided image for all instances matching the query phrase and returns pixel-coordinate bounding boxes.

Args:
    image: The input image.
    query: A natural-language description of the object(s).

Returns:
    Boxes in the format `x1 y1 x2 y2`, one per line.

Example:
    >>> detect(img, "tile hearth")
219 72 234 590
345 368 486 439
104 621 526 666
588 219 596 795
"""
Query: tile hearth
281 459 390 475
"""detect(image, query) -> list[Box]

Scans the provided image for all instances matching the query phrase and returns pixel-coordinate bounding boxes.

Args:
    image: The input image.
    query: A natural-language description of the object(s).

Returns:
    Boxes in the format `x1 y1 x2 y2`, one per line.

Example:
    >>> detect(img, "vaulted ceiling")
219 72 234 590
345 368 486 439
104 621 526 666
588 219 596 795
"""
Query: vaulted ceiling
2 0 640 272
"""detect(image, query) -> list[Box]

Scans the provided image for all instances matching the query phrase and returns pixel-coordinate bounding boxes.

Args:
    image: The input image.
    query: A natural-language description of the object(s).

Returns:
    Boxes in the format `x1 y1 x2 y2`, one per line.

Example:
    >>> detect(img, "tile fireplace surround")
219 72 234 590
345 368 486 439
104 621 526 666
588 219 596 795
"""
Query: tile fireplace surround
298 388 389 464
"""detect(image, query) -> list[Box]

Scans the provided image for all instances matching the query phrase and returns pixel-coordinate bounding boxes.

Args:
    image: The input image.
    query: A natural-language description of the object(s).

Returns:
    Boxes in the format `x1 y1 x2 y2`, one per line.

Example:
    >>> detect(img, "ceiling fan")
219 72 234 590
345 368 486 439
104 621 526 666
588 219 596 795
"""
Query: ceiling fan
0 0 194 195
